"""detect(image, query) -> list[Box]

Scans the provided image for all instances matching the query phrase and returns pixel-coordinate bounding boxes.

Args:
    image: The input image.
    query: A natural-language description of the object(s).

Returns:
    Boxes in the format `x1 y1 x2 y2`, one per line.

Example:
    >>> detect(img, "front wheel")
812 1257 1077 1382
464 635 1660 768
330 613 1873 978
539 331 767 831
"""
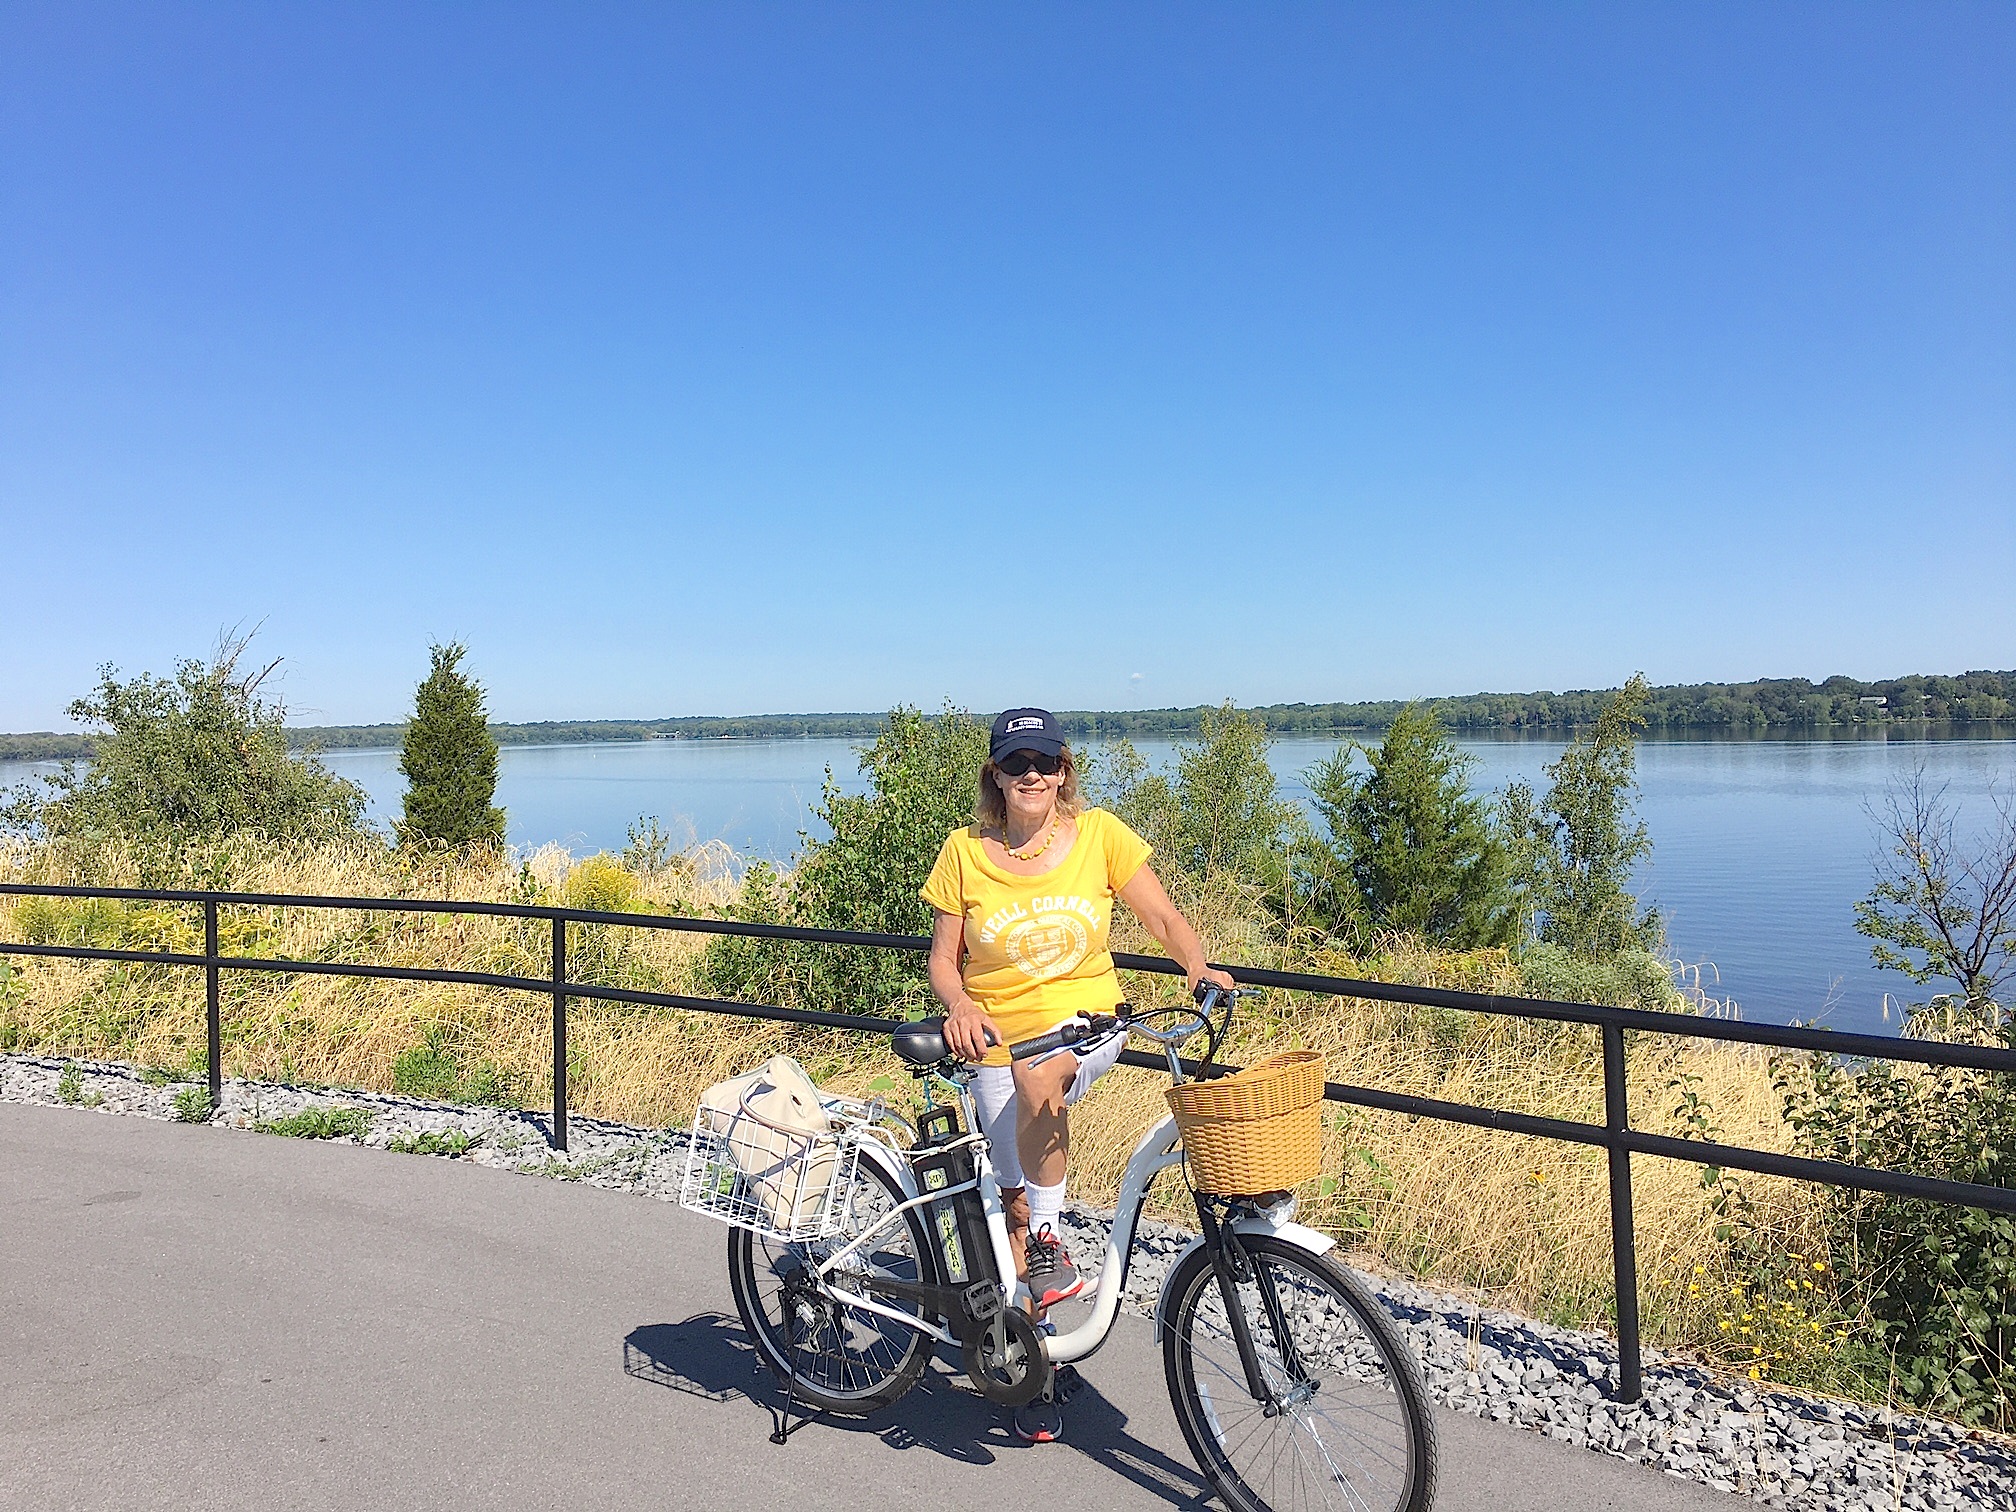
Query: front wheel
1162 1234 1439 1512
727 1151 934 1416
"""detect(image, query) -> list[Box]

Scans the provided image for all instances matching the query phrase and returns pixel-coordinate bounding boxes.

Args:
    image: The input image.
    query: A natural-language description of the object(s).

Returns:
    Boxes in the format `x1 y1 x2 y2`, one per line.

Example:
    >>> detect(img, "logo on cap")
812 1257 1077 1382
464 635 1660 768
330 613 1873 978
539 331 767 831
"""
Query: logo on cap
1006 716 1045 733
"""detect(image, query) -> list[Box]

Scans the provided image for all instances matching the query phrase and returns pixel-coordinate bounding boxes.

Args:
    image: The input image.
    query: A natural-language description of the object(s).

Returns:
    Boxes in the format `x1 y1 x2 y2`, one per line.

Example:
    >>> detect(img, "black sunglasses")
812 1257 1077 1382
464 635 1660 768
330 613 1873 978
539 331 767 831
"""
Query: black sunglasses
997 750 1062 777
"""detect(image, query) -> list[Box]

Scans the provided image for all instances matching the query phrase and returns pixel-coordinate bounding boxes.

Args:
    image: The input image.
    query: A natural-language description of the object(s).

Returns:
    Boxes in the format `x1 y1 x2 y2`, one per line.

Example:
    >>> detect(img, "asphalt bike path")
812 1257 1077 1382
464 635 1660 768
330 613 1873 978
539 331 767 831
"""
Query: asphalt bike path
1 1102 1739 1512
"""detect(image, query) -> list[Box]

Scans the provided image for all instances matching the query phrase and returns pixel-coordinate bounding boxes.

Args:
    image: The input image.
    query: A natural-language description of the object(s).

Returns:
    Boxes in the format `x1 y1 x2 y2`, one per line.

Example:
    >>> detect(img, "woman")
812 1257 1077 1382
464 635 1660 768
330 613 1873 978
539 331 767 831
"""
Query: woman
921 707 1234 1444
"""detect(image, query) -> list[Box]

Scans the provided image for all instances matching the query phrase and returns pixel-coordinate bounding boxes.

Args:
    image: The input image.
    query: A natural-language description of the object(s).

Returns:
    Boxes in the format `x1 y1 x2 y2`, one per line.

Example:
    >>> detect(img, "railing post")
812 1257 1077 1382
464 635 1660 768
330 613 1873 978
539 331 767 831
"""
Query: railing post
204 898 222 1109
550 916 568 1153
1602 1020 1643 1401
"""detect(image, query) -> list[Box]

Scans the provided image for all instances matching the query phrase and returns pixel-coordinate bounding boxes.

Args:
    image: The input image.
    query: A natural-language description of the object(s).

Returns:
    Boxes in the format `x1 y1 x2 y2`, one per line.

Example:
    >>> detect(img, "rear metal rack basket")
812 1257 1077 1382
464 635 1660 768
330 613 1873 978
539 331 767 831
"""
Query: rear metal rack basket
679 1085 887 1245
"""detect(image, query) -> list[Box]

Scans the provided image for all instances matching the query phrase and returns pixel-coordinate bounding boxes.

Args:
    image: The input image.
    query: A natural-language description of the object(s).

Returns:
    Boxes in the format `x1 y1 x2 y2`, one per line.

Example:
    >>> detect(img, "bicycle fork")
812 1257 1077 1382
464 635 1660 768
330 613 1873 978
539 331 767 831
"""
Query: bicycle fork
1194 1199 1320 1413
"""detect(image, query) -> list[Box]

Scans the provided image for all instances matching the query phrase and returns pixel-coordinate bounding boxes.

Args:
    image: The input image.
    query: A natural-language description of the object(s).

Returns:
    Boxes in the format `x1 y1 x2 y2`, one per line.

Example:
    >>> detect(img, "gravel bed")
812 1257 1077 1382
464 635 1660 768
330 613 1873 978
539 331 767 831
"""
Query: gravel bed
8 1053 2013 1510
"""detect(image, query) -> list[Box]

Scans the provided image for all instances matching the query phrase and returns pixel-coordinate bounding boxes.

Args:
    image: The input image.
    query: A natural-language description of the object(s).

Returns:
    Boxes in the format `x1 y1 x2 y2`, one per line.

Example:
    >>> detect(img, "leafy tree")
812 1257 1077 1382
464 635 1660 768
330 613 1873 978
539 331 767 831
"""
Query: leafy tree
1302 706 1516 948
3 634 364 848
1772 782 2016 1424
1855 772 2015 1025
1105 703 1298 894
795 705 989 939
1506 674 1659 957
700 705 987 1015
397 643 505 849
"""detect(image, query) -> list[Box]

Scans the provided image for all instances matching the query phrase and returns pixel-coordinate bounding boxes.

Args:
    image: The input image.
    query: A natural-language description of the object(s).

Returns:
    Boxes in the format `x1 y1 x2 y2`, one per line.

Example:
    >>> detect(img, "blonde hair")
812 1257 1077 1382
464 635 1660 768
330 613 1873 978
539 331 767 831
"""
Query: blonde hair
975 746 1083 831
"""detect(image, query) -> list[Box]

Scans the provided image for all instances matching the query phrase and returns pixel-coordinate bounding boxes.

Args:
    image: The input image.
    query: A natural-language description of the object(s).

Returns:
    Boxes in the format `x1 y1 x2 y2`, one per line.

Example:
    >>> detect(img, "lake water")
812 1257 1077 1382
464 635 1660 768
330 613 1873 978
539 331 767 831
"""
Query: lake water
5 732 2011 1034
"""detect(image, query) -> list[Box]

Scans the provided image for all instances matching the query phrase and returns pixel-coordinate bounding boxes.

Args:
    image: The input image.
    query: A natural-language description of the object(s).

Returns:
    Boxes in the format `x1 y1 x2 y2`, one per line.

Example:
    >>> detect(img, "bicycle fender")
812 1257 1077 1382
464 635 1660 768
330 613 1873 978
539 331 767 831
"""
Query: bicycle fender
1150 1218 1336 1343
856 1139 921 1201
1248 1218 1336 1257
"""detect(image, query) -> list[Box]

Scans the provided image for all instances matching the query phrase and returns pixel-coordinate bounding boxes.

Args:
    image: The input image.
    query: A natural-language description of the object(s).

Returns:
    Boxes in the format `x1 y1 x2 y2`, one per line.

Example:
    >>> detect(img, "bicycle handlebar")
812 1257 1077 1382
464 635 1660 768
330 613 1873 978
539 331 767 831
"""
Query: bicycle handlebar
1003 984 1259 1062
1007 1014 1117 1061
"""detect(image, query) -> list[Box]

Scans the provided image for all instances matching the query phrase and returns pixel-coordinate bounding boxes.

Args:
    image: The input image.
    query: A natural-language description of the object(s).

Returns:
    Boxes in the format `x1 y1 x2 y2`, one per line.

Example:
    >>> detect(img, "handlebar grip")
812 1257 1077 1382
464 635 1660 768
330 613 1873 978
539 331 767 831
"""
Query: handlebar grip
1009 1024 1082 1061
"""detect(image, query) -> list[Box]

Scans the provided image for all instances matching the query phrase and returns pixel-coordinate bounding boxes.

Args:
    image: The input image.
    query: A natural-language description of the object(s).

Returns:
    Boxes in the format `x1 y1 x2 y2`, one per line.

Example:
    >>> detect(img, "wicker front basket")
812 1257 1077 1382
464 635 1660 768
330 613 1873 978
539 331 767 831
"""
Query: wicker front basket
1165 1049 1325 1196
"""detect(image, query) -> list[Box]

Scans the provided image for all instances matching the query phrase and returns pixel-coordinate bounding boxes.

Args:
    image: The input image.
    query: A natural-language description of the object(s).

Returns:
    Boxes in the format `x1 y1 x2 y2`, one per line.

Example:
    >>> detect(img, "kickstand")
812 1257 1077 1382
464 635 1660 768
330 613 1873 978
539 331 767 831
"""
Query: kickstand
759 1364 820 1446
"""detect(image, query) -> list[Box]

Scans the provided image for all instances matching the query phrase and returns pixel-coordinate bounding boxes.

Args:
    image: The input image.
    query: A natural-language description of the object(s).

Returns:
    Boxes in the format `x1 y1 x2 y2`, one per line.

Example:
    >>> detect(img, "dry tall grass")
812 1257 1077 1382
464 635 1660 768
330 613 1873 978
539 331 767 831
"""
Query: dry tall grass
0 835 1838 1381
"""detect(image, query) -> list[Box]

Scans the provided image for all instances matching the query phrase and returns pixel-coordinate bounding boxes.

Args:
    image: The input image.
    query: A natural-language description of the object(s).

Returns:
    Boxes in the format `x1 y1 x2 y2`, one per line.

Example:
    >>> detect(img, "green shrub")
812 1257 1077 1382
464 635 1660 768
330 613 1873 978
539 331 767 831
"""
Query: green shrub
1516 942 1681 1013
1778 1032 2016 1426
561 853 648 915
3 634 366 854
15 895 114 946
256 1106 374 1140
171 1086 214 1122
1773 777 2016 1426
392 1026 520 1106
700 705 986 1017
391 1037 462 1101
386 1129 478 1157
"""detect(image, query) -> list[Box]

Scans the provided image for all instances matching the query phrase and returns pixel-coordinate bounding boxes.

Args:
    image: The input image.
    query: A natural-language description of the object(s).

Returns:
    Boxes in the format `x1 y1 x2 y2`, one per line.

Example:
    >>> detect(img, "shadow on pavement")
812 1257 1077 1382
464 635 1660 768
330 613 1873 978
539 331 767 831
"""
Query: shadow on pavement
622 1316 1210 1503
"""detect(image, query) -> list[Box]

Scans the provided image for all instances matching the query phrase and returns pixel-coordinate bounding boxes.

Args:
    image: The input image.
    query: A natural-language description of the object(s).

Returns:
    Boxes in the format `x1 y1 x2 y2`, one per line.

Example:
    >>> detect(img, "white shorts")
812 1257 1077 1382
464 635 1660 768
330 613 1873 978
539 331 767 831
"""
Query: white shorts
971 1025 1127 1191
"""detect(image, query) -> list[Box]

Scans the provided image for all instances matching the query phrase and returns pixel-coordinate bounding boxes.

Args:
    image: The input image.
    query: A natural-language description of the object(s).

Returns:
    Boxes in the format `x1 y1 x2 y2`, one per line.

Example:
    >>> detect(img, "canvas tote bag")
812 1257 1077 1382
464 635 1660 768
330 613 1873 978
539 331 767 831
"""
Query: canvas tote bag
701 1055 838 1230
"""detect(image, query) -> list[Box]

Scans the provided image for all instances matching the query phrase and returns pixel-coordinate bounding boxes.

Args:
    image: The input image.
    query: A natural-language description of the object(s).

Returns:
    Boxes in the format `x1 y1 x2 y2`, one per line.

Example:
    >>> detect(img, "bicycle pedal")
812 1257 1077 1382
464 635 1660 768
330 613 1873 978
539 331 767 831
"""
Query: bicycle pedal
1052 1363 1085 1402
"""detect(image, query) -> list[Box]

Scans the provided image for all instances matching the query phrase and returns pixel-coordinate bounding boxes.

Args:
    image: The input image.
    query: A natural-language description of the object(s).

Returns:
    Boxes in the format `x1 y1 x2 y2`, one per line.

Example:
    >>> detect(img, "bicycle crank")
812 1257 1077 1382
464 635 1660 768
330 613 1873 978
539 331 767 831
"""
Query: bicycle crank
960 1306 1049 1407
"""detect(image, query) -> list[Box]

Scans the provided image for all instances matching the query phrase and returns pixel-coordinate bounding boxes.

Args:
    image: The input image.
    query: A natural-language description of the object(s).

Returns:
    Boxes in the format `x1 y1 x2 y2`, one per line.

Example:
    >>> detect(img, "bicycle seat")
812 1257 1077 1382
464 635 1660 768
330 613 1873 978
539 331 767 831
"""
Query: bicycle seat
891 1018 949 1066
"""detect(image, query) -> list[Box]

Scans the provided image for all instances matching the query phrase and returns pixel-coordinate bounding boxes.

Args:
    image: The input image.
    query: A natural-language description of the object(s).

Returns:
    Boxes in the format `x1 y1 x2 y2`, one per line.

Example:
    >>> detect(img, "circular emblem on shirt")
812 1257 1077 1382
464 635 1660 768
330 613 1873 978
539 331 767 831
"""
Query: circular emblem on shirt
1003 913 1091 980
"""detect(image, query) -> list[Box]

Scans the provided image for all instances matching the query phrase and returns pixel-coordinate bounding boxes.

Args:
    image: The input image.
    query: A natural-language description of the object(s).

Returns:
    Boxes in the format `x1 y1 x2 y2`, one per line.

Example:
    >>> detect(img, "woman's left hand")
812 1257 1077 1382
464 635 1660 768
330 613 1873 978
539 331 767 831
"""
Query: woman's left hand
1189 965 1237 996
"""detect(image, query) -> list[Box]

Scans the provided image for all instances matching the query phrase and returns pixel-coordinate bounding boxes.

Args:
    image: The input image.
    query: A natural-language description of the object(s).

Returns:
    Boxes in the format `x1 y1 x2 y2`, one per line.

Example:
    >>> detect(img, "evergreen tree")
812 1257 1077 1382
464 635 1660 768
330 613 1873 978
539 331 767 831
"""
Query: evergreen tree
1304 705 1516 948
1506 673 1660 957
397 644 505 849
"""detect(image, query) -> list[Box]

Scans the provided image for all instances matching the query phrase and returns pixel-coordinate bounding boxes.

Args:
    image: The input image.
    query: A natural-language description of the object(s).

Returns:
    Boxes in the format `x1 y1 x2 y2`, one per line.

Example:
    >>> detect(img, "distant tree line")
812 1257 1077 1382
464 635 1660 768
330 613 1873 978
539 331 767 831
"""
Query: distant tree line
4 667 2009 761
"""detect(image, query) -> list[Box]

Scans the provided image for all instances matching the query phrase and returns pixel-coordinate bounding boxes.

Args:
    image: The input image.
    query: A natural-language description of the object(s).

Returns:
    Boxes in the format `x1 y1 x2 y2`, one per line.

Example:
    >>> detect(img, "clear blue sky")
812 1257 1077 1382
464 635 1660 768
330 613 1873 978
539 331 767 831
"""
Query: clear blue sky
3 3 2010 730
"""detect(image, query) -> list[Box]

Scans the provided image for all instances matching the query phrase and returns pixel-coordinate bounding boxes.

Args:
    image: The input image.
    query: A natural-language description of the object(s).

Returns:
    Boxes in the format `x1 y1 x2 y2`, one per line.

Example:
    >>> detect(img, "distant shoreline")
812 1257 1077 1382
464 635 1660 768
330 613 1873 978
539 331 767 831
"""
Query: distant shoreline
3 668 2009 762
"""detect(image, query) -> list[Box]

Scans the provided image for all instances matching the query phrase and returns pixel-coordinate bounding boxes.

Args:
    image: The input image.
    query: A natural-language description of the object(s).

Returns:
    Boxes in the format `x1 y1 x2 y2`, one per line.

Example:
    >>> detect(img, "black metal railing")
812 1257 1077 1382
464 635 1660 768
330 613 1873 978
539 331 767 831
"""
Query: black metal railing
4 879 2014 1404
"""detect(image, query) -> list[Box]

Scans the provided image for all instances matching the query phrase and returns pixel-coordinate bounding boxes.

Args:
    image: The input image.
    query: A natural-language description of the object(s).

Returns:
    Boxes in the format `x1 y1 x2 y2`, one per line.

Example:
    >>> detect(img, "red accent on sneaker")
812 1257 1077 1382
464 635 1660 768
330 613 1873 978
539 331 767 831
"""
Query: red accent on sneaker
1024 1224 1085 1310
1013 1399 1064 1443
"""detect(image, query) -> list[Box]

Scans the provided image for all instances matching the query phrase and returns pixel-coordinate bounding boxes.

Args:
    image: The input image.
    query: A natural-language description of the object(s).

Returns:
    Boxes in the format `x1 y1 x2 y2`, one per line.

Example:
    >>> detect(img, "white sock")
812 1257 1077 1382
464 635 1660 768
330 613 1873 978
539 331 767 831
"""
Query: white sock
1025 1176 1066 1239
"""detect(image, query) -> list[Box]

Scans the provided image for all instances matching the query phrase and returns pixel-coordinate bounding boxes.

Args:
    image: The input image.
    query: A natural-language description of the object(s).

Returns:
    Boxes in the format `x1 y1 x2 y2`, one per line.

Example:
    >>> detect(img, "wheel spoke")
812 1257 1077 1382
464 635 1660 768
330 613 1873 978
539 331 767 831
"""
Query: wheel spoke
733 1160 929 1407
1171 1243 1426 1512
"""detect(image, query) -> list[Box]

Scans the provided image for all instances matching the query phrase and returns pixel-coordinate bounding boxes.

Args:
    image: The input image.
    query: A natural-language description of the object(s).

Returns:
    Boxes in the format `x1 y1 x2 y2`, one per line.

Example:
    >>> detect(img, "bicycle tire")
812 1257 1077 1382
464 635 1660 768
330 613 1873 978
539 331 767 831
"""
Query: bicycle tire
727 1152 935 1416
1162 1234 1439 1512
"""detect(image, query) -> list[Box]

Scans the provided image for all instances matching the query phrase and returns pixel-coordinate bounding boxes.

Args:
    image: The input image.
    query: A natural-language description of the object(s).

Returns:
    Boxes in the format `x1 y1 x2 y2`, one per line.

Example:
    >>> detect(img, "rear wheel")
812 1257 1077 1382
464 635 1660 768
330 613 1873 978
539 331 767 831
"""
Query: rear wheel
1162 1234 1438 1512
727 1152 934 1415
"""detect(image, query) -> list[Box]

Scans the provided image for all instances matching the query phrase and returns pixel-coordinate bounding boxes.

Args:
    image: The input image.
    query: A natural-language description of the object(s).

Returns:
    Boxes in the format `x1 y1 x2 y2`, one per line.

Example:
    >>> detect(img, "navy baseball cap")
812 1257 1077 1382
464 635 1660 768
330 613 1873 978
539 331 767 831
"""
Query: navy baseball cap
990 707 1066 763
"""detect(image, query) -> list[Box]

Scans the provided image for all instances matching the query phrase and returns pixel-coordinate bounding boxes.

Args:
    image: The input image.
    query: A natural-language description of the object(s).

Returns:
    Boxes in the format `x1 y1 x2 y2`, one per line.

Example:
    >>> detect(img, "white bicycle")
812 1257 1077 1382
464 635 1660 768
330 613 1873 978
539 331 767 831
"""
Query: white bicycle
687 987 1438 1512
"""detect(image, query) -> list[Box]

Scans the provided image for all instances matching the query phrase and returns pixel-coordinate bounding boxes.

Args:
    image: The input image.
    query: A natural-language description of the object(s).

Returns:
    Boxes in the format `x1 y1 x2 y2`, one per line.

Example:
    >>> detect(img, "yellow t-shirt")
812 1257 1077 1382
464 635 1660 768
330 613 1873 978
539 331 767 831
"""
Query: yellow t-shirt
919 809 1154 1066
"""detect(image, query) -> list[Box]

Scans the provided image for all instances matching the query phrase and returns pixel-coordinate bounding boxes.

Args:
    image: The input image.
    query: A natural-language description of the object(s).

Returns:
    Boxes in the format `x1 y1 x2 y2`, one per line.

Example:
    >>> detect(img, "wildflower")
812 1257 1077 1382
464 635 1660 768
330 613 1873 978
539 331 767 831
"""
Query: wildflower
1719 1320 1732 1331
1747 1366 1762 1380
1693 1265 1705 1275
1812 1261 1826 1272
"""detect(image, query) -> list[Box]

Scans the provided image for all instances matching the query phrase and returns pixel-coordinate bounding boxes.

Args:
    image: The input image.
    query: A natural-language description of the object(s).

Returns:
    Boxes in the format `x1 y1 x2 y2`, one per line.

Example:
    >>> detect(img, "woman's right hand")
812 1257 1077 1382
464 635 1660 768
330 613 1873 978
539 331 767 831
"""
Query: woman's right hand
944 999 1002 1062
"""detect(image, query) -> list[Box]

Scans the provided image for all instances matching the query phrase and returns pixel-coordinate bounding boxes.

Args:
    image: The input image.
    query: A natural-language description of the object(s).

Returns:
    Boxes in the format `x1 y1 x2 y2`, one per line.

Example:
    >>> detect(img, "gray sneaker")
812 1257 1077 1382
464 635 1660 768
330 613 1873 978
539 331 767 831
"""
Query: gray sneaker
1024 1224 1085 1310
